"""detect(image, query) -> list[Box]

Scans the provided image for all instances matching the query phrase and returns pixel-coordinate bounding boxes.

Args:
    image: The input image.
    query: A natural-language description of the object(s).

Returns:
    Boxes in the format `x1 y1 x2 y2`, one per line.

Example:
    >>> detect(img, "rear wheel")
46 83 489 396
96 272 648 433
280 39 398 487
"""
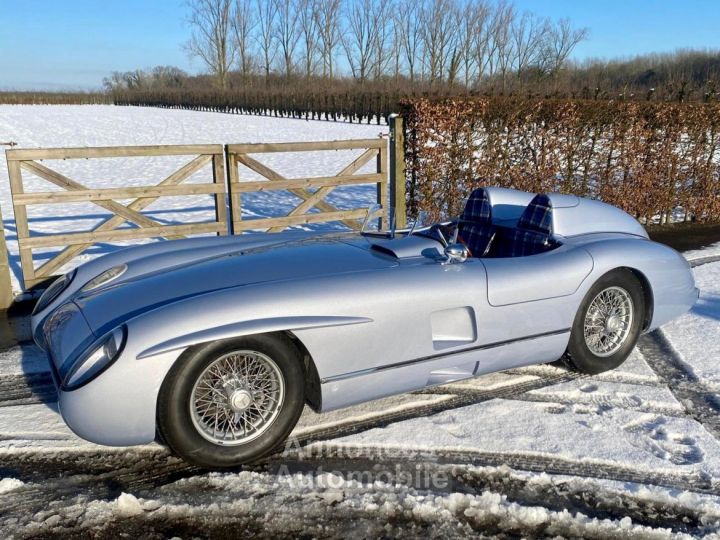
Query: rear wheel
564 269 645 375
157 334 305 468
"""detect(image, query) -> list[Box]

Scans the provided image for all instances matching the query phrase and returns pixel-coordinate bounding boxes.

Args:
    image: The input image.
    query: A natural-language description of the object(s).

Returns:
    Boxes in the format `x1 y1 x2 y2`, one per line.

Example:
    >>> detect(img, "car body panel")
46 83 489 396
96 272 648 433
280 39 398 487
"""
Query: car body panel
482 245 594 306
32 188 698 447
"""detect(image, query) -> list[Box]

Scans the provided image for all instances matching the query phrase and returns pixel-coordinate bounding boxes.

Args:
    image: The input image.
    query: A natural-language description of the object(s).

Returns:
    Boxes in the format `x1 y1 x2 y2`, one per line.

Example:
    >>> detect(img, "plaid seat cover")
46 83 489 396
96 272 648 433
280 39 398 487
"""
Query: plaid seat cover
458 188 495 256
517 193 553 234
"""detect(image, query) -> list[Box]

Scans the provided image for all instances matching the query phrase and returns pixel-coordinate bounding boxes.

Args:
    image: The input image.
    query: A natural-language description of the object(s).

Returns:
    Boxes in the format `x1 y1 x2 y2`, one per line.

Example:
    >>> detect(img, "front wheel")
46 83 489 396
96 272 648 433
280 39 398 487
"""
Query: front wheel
157 334 305 468
564 269 645 375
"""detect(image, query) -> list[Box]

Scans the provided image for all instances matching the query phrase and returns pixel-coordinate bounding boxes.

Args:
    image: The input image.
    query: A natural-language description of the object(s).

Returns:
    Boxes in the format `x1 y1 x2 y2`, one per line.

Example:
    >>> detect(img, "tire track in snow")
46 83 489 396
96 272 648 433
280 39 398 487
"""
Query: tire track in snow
689 254 720 268
0 355 705 514
2 318 718 528
504 392 684 417
0 368 577 478
266 456 715 535
0 373 56 407
5 451 717 537
638 330 720 440
277 444 720 497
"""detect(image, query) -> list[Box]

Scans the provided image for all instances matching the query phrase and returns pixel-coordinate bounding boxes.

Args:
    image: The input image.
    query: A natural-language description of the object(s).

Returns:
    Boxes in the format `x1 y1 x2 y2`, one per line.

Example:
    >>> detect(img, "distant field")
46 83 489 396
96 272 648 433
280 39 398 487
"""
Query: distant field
0 105 388 291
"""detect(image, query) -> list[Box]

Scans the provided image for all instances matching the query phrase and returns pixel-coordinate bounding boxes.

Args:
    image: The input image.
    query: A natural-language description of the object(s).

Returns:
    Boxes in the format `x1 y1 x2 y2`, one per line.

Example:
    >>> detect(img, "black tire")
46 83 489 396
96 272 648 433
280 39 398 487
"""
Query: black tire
564 269 645 375
157 333 305 468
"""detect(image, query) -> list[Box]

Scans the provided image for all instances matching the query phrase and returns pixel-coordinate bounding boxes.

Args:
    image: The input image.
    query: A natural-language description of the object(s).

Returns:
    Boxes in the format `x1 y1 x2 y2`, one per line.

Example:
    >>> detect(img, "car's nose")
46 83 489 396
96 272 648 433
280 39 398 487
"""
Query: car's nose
42 301 97 383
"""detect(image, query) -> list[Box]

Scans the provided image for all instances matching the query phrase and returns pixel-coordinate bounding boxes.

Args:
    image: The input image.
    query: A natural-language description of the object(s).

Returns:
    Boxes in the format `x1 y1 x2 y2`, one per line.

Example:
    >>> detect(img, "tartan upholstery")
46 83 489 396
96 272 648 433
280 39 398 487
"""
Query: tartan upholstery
489 193 554 257
517 193 553 234
490 228 551 258
458 188 495 257
461 188 492 222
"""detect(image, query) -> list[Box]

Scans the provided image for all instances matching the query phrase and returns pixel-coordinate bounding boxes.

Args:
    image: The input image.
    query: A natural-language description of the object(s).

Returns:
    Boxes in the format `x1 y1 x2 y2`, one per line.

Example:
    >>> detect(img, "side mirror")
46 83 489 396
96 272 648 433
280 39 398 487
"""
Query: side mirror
443 243 469 264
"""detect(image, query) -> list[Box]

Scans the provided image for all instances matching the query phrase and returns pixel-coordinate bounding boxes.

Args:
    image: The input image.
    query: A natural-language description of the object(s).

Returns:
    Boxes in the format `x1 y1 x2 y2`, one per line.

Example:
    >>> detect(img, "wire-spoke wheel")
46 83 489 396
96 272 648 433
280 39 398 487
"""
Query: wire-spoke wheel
583 286 634 357
564 269 645 375
190 351 285 446
158 334 305 468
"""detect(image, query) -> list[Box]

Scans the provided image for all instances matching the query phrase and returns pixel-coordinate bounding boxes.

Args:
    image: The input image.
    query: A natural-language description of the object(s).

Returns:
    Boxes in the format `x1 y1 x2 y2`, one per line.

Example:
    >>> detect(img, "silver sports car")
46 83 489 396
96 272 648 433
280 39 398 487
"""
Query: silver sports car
32 187 698 467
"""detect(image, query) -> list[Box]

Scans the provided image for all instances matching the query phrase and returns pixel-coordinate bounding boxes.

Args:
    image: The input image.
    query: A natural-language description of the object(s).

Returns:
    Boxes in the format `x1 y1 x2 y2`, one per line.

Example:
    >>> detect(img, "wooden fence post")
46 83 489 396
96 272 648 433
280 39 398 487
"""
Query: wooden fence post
0 203 13 309
389 114 407 229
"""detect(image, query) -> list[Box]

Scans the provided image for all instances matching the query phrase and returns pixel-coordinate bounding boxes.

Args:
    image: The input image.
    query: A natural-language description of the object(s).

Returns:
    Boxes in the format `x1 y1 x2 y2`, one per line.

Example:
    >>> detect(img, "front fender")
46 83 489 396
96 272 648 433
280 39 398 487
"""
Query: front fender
136 315 372 359
59 272 381 445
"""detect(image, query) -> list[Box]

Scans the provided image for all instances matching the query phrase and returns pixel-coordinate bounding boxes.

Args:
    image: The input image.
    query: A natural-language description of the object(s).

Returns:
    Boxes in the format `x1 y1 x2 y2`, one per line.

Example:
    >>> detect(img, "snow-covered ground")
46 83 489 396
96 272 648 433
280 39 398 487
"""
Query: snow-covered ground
2 105 720 537
0 105 387 290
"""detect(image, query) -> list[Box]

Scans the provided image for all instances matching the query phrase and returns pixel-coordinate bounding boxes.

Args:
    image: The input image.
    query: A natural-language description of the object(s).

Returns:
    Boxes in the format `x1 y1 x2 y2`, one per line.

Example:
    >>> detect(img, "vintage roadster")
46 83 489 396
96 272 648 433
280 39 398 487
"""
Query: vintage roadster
32 187 698 467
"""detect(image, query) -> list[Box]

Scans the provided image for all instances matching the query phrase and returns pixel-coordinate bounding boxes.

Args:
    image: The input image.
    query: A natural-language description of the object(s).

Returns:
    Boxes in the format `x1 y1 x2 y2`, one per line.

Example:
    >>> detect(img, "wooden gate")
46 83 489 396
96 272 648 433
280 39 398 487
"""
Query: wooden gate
225 139 387 233
6 145 227 288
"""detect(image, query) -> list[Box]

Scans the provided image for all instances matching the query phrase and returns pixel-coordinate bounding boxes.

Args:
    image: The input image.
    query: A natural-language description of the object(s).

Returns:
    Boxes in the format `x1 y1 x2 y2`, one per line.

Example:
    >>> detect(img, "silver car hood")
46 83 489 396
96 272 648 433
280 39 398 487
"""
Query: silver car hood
74 238 399 335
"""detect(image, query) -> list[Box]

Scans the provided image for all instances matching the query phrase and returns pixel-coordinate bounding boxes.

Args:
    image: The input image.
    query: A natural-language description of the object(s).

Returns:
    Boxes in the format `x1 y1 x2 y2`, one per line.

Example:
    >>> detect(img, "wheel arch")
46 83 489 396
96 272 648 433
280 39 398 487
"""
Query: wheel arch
155 329 323 417
618 266 654 331
284 331 322 412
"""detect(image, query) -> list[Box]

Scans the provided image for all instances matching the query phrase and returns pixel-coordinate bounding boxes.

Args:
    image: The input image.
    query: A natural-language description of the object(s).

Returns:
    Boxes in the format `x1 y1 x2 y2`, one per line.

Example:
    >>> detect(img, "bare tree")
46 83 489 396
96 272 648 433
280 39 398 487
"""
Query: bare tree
104 66 188 90
396 0 424 83
151 66 188 87
256 0 278 77
541 18 589 77
511 12 547 78
342 0 381 82
445 2 465 87
390 7 403 80
459 1 487 87
185 0 236 88
233 0 256 80
103 72 127 91
491 1 515 91
471 1 496 84
298 0 320 77
314 0 341 78
421 0 457 84
371 1 393 79
274 0 301 78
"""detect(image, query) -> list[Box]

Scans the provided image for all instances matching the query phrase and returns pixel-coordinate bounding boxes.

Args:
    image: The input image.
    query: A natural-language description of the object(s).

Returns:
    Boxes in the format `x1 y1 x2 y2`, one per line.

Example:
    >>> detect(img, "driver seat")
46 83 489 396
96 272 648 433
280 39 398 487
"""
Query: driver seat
457 188 496 257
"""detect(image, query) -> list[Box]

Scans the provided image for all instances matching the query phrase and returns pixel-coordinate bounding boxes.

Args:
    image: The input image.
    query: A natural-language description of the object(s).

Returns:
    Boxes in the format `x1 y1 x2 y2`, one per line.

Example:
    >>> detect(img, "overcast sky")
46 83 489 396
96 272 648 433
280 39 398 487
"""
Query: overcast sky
0 0 718 90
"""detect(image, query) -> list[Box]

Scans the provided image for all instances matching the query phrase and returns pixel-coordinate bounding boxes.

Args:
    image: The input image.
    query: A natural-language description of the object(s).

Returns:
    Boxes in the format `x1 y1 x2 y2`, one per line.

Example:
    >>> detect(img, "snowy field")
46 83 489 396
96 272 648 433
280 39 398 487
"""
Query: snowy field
2 106 720 537
0 105 386 291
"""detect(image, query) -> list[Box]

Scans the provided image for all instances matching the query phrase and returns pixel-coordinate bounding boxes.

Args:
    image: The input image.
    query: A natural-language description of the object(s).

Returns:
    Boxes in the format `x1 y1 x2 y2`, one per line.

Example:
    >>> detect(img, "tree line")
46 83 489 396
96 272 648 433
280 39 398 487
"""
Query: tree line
100 0 720 105
106 0 588 91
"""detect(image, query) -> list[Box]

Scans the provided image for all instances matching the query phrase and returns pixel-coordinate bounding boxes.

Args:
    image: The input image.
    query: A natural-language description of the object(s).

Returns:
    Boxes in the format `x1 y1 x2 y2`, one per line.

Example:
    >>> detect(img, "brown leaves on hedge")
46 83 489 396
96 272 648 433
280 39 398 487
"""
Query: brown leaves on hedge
401 97 720 225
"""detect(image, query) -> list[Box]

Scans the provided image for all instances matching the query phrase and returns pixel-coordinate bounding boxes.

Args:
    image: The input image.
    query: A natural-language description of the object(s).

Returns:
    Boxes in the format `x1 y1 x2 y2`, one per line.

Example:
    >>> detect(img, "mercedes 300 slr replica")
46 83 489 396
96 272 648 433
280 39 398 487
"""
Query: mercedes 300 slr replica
32 187 698 467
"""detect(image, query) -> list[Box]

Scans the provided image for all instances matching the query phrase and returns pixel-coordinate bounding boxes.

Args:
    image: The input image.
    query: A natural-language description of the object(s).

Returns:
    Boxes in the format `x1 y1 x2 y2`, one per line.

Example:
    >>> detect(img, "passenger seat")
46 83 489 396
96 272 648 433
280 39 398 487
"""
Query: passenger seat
490 193 554 257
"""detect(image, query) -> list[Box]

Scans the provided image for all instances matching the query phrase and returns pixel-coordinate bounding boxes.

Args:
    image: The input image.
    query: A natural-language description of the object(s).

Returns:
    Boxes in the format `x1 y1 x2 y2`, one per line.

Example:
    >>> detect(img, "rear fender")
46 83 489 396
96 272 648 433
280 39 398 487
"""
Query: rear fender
580 238 696 330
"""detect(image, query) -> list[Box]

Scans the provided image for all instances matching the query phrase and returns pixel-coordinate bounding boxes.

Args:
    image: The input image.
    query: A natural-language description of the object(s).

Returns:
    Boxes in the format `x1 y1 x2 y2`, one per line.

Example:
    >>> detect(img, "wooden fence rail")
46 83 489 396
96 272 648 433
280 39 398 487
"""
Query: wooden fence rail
225 138 388 234
0 131 403 305
5 144 227 289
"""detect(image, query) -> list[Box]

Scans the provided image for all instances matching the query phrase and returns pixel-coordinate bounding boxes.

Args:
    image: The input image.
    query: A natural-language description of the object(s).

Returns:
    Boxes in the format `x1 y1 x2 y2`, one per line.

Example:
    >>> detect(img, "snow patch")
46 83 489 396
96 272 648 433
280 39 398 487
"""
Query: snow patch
0 477 24 493
662 262 720 390
115 493 144 517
